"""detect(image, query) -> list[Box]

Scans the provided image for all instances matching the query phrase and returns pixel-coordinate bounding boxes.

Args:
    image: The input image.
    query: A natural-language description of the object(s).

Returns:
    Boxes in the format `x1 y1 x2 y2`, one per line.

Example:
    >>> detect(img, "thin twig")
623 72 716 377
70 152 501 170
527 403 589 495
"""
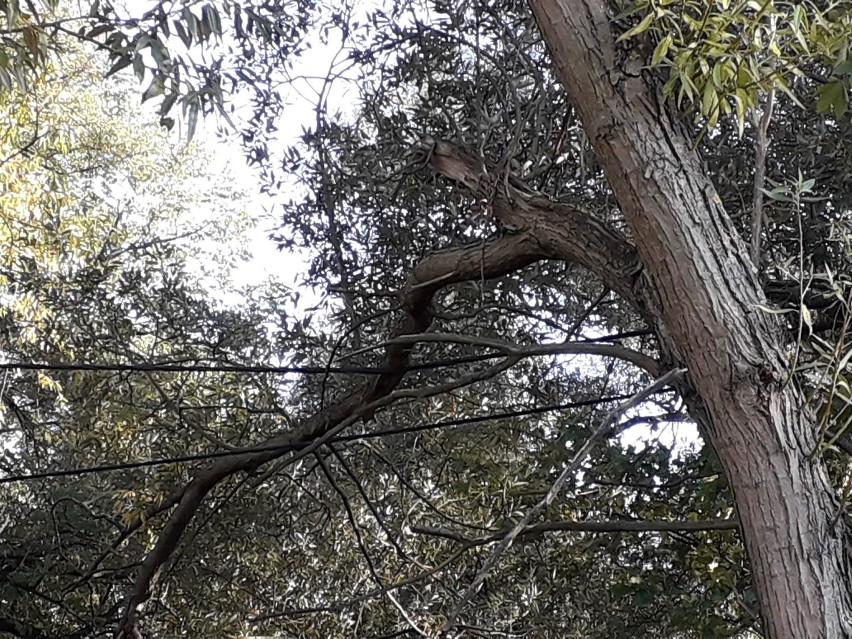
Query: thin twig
412 517 738 545
440 367 687 634
749 87 776 268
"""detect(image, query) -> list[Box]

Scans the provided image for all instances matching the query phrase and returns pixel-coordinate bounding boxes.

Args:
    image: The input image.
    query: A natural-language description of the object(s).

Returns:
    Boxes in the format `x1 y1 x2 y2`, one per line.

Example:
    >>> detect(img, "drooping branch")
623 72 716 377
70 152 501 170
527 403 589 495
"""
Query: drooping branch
116 232 551 638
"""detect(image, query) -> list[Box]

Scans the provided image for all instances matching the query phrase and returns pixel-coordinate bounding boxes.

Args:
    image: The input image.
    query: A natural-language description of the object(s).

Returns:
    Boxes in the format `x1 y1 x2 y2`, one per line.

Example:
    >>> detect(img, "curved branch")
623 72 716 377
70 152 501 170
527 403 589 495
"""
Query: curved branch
426 138 641 307
386 332 659 375
116 232 549 638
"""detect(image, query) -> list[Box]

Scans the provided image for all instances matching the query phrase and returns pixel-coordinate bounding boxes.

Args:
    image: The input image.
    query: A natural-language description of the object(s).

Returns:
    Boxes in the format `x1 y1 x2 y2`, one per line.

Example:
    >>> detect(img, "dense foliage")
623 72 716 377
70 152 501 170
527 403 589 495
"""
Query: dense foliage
1 1 851 638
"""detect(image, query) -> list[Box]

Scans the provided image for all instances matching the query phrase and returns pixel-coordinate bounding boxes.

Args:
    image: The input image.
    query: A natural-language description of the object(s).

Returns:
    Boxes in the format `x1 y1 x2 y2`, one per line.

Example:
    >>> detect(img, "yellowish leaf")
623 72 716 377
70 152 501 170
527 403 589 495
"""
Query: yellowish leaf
652 34 673 65
617 13 655 42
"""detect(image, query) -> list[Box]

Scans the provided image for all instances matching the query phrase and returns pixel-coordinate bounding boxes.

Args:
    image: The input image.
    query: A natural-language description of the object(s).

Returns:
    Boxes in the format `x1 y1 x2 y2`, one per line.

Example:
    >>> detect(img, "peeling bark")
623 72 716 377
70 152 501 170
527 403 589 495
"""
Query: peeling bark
530 1 852 636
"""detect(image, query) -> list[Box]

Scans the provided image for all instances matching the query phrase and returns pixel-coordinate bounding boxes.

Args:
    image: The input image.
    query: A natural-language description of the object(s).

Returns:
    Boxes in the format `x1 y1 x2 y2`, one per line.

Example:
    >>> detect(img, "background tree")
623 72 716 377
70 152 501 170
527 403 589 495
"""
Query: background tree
0 35 301 638
1 1 852 638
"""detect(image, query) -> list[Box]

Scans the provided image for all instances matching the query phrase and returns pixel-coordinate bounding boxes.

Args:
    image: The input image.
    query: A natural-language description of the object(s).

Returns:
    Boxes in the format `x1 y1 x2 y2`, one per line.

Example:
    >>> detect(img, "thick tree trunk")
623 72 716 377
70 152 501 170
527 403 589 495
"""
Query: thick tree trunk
530 1 852 637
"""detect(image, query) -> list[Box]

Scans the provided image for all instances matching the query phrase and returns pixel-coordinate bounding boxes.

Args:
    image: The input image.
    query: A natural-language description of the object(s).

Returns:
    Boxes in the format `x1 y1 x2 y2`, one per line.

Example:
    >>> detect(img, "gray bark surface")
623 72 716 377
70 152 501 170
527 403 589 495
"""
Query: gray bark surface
530 1 852 637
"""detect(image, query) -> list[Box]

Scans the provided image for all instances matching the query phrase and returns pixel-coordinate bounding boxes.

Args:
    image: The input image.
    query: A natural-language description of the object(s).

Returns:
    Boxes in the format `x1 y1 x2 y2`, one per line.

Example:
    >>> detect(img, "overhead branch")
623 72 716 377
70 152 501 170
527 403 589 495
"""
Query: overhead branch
385 332 659 375
116 232 550 638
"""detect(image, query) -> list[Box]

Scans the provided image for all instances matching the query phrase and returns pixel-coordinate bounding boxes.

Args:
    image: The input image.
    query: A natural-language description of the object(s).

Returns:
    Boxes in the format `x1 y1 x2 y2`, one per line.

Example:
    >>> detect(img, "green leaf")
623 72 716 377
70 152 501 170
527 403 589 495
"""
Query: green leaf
132 53 145 81
105 55 132 78
149 38 170 67
183 7 201 41
816 81 848 118
733 90 747 135
141 76 165 102
702 81 720 122
633 586 654 607
801 304 813 330
615 2 648 20
186 102 199 141
0 66 12 90
159 91 178 116
760 186 793 202
173 19 192 47
202 5 222 36
617 13 655 42
652 34 673 65
774 76 805 109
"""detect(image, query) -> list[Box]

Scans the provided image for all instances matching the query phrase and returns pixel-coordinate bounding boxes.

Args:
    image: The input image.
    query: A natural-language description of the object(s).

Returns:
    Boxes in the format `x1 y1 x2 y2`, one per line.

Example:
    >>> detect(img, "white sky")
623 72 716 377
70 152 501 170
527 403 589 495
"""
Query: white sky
186 17 363 303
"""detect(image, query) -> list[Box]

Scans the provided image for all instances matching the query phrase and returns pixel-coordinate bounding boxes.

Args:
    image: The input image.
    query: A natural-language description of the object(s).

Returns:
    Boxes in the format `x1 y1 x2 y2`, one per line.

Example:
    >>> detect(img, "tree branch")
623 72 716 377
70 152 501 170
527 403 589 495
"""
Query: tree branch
385 332 659 375
116 232 550 638
425 138 642 307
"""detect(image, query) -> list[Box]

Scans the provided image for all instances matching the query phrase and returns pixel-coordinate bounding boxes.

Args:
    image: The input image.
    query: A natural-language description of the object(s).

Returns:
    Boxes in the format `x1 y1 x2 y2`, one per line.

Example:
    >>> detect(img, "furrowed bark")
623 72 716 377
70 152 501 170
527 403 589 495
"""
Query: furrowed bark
530 1 852 637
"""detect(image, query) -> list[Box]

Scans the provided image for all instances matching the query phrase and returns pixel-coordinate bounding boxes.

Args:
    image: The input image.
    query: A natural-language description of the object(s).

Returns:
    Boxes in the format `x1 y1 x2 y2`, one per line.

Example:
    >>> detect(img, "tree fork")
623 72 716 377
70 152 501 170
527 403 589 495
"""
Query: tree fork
530 1 852 637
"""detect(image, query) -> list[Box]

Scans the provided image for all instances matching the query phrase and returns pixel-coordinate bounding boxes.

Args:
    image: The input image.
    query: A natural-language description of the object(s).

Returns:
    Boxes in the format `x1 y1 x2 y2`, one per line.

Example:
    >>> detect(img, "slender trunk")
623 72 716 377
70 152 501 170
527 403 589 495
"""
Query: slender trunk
530 1 852 636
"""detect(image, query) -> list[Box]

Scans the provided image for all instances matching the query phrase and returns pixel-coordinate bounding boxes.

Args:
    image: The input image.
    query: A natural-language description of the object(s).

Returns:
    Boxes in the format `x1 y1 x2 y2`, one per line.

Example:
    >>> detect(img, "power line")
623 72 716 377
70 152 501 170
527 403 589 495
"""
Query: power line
0 329 653 378
0 392 647 484
0 354 499 377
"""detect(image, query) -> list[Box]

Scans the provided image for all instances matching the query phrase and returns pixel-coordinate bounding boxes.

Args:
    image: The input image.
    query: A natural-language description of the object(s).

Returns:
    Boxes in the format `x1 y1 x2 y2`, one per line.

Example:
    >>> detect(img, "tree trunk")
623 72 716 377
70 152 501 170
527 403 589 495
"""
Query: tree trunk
530 1 852 637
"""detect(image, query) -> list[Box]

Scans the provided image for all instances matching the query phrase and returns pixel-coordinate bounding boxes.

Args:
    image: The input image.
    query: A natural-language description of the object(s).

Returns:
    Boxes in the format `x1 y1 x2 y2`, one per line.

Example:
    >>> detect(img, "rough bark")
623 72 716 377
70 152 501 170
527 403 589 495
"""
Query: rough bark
530 1 852 637
426 139 642 306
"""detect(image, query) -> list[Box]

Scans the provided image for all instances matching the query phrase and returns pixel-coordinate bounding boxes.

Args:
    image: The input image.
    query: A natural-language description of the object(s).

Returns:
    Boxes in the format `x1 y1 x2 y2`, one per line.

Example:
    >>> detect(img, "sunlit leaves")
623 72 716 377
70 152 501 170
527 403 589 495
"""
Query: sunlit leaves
616 0 852 132
0 1 315 139
0 32 287 637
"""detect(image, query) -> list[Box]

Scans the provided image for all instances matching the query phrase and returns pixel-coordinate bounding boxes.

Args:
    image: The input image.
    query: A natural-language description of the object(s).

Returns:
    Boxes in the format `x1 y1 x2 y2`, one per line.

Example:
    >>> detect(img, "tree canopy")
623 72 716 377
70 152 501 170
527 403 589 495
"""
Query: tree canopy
1 1 852 638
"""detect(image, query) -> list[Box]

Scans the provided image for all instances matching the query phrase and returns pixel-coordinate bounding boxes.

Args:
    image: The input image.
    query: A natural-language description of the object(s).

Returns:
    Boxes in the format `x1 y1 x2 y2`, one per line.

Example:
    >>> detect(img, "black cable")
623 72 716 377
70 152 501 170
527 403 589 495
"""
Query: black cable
0 329 652 377
0 392 658 484
0 354 498 377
